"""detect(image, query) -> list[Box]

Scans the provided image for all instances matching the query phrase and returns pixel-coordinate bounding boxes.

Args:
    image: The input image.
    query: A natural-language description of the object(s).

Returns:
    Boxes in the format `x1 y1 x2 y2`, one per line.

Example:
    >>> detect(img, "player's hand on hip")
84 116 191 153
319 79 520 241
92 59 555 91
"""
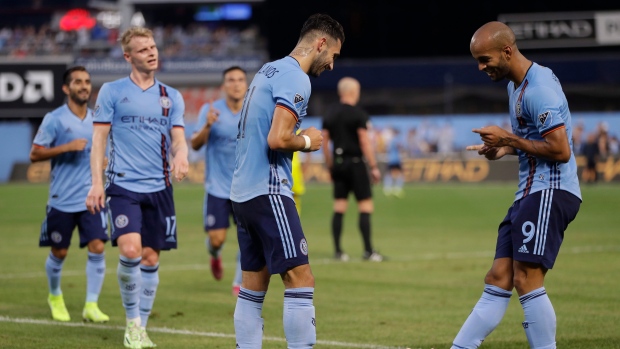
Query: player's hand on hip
86 185 105 214
299 127 323 152
171 157 189 181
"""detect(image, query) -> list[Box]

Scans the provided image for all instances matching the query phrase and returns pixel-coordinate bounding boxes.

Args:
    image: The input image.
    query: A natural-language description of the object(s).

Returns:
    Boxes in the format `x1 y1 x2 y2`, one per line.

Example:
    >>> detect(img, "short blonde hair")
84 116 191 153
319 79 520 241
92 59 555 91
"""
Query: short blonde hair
120 26 154 53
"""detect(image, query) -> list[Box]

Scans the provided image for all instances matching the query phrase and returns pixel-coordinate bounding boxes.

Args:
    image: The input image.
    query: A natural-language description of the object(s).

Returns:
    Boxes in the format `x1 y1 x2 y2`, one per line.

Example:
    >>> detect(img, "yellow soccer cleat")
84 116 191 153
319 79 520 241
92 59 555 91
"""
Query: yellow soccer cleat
124 320 142 349
48 294 71 322
140 327 157 348
82 302 110 323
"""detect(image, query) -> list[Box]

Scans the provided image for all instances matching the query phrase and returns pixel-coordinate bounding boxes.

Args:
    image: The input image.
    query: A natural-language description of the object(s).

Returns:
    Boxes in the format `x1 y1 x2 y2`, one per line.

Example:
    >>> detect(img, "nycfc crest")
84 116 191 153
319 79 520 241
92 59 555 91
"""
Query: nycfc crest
300 238 308 255
51 231 62 243
115 214 129 228
159 96 172 109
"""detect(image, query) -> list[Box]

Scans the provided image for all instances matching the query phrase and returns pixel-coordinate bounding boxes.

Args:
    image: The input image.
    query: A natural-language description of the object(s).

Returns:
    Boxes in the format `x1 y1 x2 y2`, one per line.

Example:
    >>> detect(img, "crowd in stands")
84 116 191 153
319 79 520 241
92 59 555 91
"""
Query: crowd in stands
0 22 266 58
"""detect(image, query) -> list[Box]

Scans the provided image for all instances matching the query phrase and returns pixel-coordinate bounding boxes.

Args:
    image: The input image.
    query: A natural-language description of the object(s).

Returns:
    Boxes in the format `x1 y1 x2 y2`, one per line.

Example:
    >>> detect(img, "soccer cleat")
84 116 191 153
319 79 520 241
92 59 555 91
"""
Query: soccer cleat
140 327 157 348
210 256 223 281
48 294 70 322
232 284 241 297
82 302 110 323
124 320 142 348
363 251 385 262
334 251 350 262
393 189 405 198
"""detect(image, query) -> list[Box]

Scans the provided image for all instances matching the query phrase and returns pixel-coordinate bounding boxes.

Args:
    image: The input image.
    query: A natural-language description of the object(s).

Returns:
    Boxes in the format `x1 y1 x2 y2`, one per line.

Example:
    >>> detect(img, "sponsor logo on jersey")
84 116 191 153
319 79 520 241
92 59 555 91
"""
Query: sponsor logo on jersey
120 97 130 103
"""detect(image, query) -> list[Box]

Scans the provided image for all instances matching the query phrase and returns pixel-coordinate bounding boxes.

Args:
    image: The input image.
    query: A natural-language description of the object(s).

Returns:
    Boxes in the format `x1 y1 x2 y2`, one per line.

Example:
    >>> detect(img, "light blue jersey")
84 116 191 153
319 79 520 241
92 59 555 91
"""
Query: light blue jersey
386 137 403 166
94 77 185 193
507 63 581 201
231 56 310 202
195 99 239 198
33 104 93 212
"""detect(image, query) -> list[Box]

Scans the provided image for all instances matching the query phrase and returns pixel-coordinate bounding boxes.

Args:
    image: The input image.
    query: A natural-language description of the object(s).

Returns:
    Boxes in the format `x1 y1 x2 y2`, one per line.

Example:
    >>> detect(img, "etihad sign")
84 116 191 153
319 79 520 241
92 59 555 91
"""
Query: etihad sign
498 11 620 49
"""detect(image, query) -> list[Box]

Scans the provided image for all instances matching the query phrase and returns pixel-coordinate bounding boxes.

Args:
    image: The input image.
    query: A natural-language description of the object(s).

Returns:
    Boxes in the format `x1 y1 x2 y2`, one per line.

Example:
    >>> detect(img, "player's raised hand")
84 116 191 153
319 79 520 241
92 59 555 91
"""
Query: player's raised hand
170 155 189 181
67 138 88 151
472 125 512 147
298 127 323 152
85 185 105 214
206 100 220 127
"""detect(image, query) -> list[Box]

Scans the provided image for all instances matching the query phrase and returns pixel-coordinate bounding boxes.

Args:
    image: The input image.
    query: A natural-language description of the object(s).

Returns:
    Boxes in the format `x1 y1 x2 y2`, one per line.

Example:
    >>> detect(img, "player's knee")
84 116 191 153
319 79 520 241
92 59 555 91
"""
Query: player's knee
87 239 105 254
51 247 68 260
208 230 226 248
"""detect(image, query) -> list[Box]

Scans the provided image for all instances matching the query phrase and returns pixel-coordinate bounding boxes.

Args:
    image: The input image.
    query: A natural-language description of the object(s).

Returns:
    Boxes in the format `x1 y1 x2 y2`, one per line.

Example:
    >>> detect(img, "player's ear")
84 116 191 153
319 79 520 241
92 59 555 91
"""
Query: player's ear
62 84 70 96
317 37 327 52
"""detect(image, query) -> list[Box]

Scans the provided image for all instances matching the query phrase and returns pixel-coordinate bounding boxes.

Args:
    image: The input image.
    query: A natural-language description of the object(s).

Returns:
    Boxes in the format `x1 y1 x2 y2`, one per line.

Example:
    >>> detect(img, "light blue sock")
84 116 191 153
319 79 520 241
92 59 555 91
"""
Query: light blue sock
283 287 316 349
139 263 159 327
85 251 106 303
395 176 404 190
233 250 242 286
45 252 64 296
520 287 556 349
234 287 265 348
451 284 512 349
117 256 141 320
383 175 393 191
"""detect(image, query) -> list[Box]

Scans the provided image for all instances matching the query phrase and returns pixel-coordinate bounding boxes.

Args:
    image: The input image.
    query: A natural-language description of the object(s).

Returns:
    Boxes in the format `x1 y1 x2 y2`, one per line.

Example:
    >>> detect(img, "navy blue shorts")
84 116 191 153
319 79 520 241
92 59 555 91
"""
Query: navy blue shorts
233 195 309 274
203 193 236 231
39 206 109 249
495 189 581 269
106 183 177 250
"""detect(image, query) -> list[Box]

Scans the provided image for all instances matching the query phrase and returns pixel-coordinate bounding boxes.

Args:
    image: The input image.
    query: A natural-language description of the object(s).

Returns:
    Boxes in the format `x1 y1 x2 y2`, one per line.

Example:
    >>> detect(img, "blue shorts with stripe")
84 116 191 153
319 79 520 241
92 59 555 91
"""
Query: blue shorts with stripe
203 193 236 231
39 206 109 249
232 194 309 274
105 183 177 250
495 189 581 269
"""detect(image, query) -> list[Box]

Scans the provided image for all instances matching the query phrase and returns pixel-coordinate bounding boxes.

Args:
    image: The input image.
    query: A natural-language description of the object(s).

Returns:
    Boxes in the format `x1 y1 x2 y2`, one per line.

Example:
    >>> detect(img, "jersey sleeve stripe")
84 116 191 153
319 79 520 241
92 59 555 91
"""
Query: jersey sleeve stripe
541 124 565 137
172 125 185 129
94 121 111 125
276 103 299 121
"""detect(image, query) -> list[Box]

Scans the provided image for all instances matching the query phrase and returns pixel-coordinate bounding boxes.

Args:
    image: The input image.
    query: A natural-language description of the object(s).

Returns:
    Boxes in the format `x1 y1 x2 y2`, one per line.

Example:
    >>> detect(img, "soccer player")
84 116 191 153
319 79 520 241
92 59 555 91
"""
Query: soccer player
31 66 110 323
322 77 384 262
190 66 248 296
383 127 405 198
230 13 345 349
451 21 581 349
86 26 188 349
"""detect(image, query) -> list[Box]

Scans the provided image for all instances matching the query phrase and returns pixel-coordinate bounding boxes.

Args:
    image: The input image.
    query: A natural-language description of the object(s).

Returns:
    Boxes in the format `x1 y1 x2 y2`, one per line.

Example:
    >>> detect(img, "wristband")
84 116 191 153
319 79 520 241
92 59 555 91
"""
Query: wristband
302 135 311 151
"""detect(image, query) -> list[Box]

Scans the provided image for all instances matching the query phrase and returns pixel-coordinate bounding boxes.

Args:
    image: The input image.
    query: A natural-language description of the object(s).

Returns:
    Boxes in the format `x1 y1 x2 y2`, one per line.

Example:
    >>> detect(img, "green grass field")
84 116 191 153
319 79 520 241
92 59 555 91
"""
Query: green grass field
0 182 619 349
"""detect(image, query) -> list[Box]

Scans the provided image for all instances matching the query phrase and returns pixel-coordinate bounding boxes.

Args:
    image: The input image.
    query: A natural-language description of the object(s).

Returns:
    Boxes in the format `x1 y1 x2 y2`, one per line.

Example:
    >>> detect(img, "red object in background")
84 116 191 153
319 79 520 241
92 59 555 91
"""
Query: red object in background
59 9 96 31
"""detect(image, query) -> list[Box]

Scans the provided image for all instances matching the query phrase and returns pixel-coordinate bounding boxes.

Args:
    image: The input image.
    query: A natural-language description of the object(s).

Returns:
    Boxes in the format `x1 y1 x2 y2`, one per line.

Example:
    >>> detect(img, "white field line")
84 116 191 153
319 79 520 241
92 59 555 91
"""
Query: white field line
0 315 413 349
0 244 617 281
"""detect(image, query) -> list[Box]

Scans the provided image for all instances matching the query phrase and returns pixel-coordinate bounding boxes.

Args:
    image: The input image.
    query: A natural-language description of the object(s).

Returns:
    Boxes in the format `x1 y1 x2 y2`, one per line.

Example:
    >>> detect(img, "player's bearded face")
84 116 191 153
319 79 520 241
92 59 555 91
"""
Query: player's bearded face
67 71 91 105
308 50 332 77
487 54 510 82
